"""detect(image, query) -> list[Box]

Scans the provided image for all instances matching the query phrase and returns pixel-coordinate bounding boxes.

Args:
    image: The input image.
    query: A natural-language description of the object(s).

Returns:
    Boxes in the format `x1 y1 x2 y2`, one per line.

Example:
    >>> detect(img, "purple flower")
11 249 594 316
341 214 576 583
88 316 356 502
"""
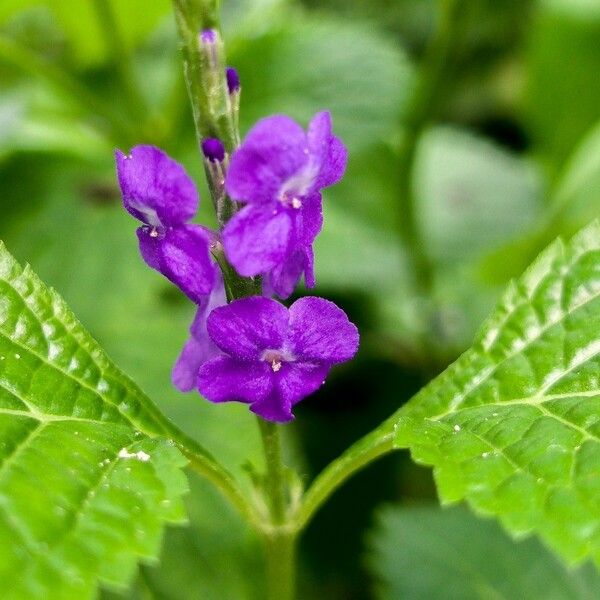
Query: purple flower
115 145 215 303
172 273 227 392
222 111 347 298
197 296 359 422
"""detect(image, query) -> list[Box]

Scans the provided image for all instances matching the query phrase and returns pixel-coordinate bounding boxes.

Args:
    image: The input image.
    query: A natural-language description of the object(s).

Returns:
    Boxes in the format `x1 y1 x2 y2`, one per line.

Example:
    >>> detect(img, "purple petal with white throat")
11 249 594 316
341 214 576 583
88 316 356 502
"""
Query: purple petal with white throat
288 297 359 364
225 115 309 203
206 296 289 360
137 224 215 303
116 145 198 227
222 204 293 276
198 356 273 404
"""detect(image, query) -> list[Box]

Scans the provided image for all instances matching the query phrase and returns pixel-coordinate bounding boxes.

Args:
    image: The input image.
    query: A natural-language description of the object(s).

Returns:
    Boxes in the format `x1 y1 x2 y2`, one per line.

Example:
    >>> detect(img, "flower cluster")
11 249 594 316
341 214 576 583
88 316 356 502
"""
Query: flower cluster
116 67 357 423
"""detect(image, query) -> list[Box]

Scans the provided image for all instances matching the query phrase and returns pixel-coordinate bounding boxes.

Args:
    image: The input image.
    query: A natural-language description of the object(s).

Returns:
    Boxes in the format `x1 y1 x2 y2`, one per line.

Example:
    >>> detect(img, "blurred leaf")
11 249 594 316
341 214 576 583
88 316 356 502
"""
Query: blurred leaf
526 0 600 165
231 16 414 152
415 126 543 267
480 117 600 285
395 222 600 565
553 118 600 224
0 89 111 161
222 0 291 39
47 0 170 68
369 505 600 600
0 242 189 598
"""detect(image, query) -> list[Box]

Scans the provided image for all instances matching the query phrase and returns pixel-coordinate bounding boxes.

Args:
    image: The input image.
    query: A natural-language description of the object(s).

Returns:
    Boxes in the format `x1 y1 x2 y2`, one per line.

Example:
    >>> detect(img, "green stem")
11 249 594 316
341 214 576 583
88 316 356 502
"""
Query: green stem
263 528 296 600
397 0 468 298
92 0 148 121
295 416 397 531
257 419 287 524
257 418 297 599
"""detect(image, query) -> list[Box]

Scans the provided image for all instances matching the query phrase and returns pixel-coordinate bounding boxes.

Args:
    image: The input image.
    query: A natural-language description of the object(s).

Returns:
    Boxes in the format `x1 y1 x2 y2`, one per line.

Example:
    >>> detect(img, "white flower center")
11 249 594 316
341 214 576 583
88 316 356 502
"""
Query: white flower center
277 159 319 209
261 348 295 372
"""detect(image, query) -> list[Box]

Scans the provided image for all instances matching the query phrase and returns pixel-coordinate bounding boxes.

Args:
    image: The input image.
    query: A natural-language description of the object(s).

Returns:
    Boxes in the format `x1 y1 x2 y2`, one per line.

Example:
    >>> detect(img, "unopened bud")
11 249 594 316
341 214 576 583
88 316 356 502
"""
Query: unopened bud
199 29 219 68
226 67 240 94
202 138 226 163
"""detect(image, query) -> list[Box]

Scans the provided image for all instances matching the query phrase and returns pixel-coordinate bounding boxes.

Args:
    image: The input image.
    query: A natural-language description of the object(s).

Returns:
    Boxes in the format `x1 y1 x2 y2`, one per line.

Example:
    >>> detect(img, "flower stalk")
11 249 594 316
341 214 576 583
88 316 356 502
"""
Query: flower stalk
170 3 301 597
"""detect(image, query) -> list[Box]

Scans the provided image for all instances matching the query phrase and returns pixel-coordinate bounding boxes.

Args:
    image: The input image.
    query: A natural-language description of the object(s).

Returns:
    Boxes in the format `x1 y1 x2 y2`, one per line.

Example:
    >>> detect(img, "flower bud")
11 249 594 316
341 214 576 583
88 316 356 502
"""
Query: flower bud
202 137 226 163
226 67 240 94
199 29 220 69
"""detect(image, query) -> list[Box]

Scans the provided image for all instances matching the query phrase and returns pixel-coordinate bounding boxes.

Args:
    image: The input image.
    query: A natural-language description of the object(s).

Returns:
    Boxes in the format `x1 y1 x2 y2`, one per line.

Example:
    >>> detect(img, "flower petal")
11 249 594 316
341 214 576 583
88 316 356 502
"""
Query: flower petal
287 297 359 363
264 246 314 299
225 115 309 203
172 277 226 392
207 296 289 360
172 336 210 392
249 362 329 422
277 362 329 406
198 356 273 403
250 391 294 423
296 193 323 246
223 204 293 276
116 145 198 227
137 224 215 303
307 111 348 189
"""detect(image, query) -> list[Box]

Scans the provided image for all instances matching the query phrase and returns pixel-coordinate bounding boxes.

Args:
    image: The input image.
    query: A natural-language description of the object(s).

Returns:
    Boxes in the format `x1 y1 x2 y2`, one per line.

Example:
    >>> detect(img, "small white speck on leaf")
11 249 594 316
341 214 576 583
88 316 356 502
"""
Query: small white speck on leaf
453 424 461 432
482 452 489 458
118 448 151 462
14 353 20 359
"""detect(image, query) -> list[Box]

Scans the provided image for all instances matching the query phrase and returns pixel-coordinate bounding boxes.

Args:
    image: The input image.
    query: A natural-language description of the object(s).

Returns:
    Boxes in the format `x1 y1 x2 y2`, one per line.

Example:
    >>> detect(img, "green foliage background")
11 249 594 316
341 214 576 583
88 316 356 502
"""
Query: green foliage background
0 0 599 597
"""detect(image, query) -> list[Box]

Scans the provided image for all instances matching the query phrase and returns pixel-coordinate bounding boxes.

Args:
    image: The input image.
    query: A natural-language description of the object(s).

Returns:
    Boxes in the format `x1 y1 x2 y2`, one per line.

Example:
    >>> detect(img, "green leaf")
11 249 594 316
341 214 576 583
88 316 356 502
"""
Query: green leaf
0 159 266 596
395 221 600 565
552 118 600 226
0 241 190 598
479 116 600 287
369 505 600 600
48 0 171 68
415 126 543 267
526 0 600 165
231 16 413 152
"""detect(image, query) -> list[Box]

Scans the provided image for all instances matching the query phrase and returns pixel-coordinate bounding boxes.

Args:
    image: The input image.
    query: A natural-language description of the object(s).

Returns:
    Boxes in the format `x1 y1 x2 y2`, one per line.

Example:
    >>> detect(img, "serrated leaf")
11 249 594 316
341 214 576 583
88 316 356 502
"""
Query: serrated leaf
368 505 600 600
395 222 600 565
0 159 266 597
0 242 190 599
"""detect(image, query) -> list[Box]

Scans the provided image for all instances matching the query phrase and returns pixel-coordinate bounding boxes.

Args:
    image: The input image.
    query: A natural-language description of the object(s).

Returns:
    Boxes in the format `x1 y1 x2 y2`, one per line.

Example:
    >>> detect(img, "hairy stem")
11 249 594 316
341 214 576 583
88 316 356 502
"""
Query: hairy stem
257 419 287 524
257 418 297 599
263 528 296 600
